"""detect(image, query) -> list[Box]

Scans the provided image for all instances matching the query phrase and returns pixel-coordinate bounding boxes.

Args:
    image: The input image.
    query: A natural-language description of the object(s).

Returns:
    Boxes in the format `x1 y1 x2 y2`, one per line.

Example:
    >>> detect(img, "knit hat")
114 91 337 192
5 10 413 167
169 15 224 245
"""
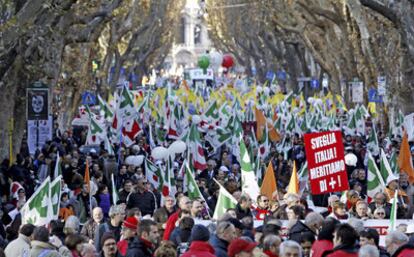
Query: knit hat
228 238 258 257
191 224 210 242
101 232 116 247
123 216 138 230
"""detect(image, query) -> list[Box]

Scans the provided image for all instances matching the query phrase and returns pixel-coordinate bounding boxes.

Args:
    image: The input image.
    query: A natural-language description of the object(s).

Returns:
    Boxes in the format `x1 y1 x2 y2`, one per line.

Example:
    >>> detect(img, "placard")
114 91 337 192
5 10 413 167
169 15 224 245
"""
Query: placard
27 88 49 120
27 116 52 154
304 131 349 194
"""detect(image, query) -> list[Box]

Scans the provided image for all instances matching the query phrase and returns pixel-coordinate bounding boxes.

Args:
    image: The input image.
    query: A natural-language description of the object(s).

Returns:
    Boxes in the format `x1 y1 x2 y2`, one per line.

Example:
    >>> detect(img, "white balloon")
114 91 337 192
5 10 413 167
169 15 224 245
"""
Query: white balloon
168 140 187 154
125 155 145 167
209 51 223 68
152 146 169 160
345 153 358 167
192 115 201 125
256 86 263 94
307 97 315 104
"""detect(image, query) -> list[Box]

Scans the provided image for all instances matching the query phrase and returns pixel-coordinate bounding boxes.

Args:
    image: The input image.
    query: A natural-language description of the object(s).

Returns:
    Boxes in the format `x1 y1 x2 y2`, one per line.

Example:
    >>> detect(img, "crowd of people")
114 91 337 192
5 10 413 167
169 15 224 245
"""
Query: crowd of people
1 80 414 257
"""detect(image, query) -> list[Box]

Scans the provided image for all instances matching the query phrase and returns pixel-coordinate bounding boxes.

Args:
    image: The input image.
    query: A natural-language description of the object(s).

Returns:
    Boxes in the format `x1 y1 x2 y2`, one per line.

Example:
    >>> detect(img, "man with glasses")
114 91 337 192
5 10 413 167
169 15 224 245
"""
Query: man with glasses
254 194 271 220
127 177 156 217
153 195 176 234
163 196 192 240
101 233 123 257
369 192 391 218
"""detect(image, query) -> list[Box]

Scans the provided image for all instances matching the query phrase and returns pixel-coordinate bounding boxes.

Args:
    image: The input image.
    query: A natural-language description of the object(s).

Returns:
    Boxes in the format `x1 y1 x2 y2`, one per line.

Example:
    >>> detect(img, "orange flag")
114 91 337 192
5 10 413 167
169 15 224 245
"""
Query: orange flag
260 161 278 200
84 161 91 193
398 131 414 183
255 107 281 142
255 107 267 141
287 161 299 194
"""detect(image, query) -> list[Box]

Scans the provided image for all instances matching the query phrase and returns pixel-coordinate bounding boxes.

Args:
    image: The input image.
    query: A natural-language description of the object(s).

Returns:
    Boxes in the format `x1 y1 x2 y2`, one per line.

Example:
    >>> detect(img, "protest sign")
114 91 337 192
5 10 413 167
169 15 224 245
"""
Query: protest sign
304 131 349 194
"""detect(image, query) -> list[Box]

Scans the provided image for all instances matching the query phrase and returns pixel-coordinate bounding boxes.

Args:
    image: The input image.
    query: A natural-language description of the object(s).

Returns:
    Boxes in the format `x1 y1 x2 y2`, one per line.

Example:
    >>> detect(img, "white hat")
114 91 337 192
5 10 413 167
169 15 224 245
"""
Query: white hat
386 174 400 186
219 166 229 172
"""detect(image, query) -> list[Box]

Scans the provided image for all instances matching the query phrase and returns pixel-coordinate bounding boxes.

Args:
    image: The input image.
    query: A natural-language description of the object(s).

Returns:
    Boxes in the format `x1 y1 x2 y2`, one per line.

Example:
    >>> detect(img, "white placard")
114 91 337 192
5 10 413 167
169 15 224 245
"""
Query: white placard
28 116 52 154
185 68 214 80
352 81 364 103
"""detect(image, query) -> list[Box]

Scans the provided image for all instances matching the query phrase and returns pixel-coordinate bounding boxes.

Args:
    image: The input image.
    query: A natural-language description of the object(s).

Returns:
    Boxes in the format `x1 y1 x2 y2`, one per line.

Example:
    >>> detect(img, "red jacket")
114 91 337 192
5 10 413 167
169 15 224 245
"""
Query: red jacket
254 208 271 220
392 244 414 257
181 241 216 257
263 250 278 257
163 210 180 240
117 239 128 256
311 240 333 257
325 246 358 257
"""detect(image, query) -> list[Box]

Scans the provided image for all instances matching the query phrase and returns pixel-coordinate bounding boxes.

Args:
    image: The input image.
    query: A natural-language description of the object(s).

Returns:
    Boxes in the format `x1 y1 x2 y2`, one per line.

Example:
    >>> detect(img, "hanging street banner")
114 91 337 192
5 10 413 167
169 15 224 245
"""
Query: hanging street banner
304 131 349 194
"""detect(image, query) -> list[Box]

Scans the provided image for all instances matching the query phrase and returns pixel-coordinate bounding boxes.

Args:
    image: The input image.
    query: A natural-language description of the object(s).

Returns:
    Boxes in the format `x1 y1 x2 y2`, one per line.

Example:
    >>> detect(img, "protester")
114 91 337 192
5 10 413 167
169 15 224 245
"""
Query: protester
279 240 302 257
117 216 138 256
324 223 359 257
211 221 237 257
30 226 61 257
101 233 123 257
181 224 215 257
385 231 414 257
359 228 389 257
4 224 35 257
126 219 160 257
262 235 281 257
95 205 125 250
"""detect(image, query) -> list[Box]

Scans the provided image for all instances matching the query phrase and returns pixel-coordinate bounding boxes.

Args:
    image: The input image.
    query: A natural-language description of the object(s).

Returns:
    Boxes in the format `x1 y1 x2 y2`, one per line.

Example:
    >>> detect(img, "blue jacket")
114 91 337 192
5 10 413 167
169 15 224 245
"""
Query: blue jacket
209 234 229 257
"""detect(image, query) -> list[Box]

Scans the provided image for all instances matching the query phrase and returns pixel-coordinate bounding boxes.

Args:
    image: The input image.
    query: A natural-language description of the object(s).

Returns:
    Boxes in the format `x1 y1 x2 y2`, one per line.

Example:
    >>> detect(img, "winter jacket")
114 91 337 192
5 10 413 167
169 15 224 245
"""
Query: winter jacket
125 237 154 257
127 190 156 216
311 239 333 257
288 220 316 243
235 204 252 220
181 241 216 257
210 234 229 257
163 210 180 240
392 244 414 257
153 206 176 231
94 220 122 251
30 241 60 257
80 218 102 241
322 244 358 257
69 193 98 224
4 234 31 257
253 207 271 220
170 227 192 246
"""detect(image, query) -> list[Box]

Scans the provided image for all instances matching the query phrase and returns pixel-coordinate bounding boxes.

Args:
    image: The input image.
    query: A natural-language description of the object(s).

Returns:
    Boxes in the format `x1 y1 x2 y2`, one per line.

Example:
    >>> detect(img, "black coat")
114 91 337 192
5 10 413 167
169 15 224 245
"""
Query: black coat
288 220 316 243
235 204 252 220
126 237 154 257
127 190 156 216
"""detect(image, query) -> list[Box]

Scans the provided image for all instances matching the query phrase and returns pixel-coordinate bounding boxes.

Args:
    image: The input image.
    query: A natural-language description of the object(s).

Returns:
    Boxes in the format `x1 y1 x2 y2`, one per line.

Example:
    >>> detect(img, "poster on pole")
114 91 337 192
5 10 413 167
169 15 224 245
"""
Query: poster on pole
27 87 49 120
304 131 349 194
27 116 53 155
351 81 364 103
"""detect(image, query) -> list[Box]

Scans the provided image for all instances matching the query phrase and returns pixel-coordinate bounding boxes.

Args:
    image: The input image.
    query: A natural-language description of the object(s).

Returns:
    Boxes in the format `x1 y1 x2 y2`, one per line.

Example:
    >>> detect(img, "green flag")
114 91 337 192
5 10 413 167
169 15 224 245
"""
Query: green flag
21 177 52 226
367 152 386 199
213 180 238 220
50 176 61 220
53 153 61 179
380 149 393 184
388 190 398 232
184 161 203 200
240 138 260 203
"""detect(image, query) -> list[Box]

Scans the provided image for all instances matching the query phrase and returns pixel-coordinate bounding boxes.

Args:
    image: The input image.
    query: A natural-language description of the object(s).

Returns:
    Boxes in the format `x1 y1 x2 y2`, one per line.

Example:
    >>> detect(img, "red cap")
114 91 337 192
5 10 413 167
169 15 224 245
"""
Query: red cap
123 216 138 230
228 238 258 257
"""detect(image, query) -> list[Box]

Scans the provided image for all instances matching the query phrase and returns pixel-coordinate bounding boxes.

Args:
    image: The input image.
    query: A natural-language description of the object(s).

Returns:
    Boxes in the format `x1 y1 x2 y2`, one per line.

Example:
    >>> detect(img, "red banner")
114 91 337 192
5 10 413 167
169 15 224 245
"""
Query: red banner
304 131 349 194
